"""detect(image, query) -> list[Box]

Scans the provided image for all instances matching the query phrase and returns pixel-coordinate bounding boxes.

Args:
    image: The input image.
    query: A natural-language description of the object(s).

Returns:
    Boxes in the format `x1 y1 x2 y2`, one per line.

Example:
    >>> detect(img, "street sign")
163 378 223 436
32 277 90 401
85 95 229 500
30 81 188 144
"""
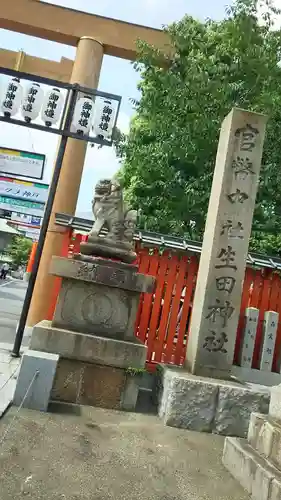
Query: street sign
10 213 41 227
0 176 48 217
0 196 45 217
17 226 40 241
0 176 49 203
0 147 45 180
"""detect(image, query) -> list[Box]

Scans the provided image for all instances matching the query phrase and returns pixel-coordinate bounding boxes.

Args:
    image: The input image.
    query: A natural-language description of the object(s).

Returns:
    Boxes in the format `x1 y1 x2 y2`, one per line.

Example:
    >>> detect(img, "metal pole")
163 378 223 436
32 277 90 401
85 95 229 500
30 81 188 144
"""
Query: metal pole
11 89 76 357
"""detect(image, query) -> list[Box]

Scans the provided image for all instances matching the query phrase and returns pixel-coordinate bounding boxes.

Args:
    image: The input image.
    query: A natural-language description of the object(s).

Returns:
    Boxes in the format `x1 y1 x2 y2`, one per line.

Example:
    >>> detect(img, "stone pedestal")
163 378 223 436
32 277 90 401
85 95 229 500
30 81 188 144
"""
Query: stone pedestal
29 256 155 410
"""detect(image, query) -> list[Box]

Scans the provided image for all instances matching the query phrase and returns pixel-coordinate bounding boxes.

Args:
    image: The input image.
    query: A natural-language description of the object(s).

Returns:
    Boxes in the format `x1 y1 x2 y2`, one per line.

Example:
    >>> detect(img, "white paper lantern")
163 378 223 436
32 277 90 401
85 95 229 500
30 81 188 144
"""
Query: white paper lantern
92 99 115 141
41 87 64 127
21 82 44 123
1 77 23 118
71 95 94 136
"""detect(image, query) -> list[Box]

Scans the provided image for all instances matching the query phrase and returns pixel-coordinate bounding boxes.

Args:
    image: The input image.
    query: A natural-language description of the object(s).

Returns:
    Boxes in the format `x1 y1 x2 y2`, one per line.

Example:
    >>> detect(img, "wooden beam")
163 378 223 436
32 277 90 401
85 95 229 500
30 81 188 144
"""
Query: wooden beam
0 48 73 81
0 0 171 60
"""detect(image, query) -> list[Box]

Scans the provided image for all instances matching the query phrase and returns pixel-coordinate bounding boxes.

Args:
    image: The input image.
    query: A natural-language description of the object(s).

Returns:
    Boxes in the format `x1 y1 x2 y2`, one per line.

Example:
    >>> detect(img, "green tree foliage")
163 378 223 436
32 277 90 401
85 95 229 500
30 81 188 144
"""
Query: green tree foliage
6 236 33 268
118 0 281 255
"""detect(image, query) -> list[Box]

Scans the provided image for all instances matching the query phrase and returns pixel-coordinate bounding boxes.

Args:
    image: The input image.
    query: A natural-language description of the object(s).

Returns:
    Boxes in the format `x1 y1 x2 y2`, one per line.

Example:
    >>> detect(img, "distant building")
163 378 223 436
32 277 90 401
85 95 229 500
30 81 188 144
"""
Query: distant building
0 218 20 263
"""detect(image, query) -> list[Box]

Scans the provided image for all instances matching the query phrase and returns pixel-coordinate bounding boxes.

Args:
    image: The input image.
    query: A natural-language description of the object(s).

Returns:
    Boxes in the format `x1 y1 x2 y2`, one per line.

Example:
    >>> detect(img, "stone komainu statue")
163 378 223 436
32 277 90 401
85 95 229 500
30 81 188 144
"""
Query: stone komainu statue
89 178 137 244
80 178 137 263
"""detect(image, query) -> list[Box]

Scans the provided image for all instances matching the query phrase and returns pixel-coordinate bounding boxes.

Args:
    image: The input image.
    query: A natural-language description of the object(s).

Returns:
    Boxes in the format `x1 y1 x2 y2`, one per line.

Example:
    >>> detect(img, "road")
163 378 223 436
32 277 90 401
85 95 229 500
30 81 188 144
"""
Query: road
0 278 29 347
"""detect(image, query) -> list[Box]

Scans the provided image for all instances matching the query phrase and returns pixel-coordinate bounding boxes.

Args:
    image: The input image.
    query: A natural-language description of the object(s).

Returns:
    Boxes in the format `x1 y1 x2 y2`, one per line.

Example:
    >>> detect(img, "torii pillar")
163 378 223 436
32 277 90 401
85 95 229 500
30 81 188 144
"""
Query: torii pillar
27 37 103 326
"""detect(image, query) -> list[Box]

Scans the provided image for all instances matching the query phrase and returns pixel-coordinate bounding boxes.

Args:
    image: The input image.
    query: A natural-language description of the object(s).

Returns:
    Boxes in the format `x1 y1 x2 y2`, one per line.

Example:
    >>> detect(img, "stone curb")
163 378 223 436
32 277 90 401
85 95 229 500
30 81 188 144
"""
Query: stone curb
248 412 281 471
223 436 281 500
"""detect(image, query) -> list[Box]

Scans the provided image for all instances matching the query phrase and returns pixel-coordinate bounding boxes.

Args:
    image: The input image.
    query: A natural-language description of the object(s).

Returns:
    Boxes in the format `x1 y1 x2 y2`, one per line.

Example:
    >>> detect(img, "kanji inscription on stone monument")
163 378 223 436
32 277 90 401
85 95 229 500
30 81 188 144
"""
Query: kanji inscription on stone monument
185 108 267 378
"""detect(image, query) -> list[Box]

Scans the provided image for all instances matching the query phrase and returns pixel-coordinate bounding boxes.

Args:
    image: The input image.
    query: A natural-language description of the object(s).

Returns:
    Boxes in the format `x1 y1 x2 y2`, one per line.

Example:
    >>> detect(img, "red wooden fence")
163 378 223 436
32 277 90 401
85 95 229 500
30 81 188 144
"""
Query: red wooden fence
46 231 281 373
134 247 198 369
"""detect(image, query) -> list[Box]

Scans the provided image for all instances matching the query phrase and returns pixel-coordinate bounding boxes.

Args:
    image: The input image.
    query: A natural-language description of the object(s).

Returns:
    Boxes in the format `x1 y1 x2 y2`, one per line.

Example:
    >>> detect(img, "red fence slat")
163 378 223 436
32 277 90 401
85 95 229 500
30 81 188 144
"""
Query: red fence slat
153 255 179 363
164 255 188 364
137 249 160 343
174 256 198 365
146 252 170 363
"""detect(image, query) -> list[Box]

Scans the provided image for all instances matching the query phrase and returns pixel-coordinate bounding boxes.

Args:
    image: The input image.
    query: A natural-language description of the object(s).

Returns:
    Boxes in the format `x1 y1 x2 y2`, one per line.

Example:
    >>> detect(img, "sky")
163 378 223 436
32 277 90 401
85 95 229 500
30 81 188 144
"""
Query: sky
0 0 230 216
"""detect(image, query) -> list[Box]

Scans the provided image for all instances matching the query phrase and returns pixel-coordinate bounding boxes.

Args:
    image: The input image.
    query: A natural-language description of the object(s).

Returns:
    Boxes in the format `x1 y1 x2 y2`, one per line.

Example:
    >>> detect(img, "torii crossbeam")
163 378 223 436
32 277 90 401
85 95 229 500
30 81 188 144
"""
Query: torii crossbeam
0 0 170 60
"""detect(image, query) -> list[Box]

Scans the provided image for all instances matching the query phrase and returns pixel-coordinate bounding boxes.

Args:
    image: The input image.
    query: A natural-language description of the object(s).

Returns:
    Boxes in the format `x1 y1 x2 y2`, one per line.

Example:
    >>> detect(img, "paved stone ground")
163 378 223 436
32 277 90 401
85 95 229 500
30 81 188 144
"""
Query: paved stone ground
0 343 24 417
0 279 29 417
0 279 28 345
0 404 249 500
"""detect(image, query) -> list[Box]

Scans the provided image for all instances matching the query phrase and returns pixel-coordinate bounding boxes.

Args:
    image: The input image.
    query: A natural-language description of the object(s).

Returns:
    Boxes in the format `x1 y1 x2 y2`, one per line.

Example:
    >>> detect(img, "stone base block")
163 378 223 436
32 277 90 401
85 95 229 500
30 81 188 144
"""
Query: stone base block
156 367 270 437
29 321 146 411
51 358 141 411
13 350 59 411
223 436 281 500
30 320 146 369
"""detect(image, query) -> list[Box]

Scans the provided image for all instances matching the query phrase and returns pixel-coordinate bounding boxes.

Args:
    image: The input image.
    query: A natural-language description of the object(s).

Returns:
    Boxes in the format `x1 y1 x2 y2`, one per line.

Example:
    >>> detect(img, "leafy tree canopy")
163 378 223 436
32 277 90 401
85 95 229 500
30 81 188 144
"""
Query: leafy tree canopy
117 0 281 256
6 235 33 268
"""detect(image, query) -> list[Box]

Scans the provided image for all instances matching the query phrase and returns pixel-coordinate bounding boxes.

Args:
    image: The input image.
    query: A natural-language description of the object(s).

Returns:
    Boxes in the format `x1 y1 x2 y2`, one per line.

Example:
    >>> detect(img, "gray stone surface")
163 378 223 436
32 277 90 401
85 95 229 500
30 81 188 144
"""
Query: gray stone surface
247 413 281 470
50 256 155 293
247 412 269 453
240 307 259 368
232 365 281 387
158 368 218 432
13 350 59 411
260 311 279 372
223 436 281 500
222 412 281 499
30 320 147 369
0 406 249 500
269 385 281 420
158 366 270 437
214 384 270 437
121 374 141 411
52 277 140 341
185 109 267 378
0 344 21 418
157 366 177 419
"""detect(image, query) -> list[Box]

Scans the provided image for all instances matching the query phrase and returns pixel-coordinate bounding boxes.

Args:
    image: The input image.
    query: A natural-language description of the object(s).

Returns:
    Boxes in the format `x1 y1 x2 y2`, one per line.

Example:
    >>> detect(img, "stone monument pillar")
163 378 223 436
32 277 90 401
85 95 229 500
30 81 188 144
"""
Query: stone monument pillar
155 109 270 435
185 108 267 379
29 178 155 410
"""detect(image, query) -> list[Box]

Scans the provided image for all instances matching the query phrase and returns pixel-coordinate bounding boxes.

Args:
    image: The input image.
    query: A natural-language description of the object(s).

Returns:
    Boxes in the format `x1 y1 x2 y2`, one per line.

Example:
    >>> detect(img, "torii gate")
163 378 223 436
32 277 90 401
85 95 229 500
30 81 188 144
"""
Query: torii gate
0 0 170 326
0 47 73 81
